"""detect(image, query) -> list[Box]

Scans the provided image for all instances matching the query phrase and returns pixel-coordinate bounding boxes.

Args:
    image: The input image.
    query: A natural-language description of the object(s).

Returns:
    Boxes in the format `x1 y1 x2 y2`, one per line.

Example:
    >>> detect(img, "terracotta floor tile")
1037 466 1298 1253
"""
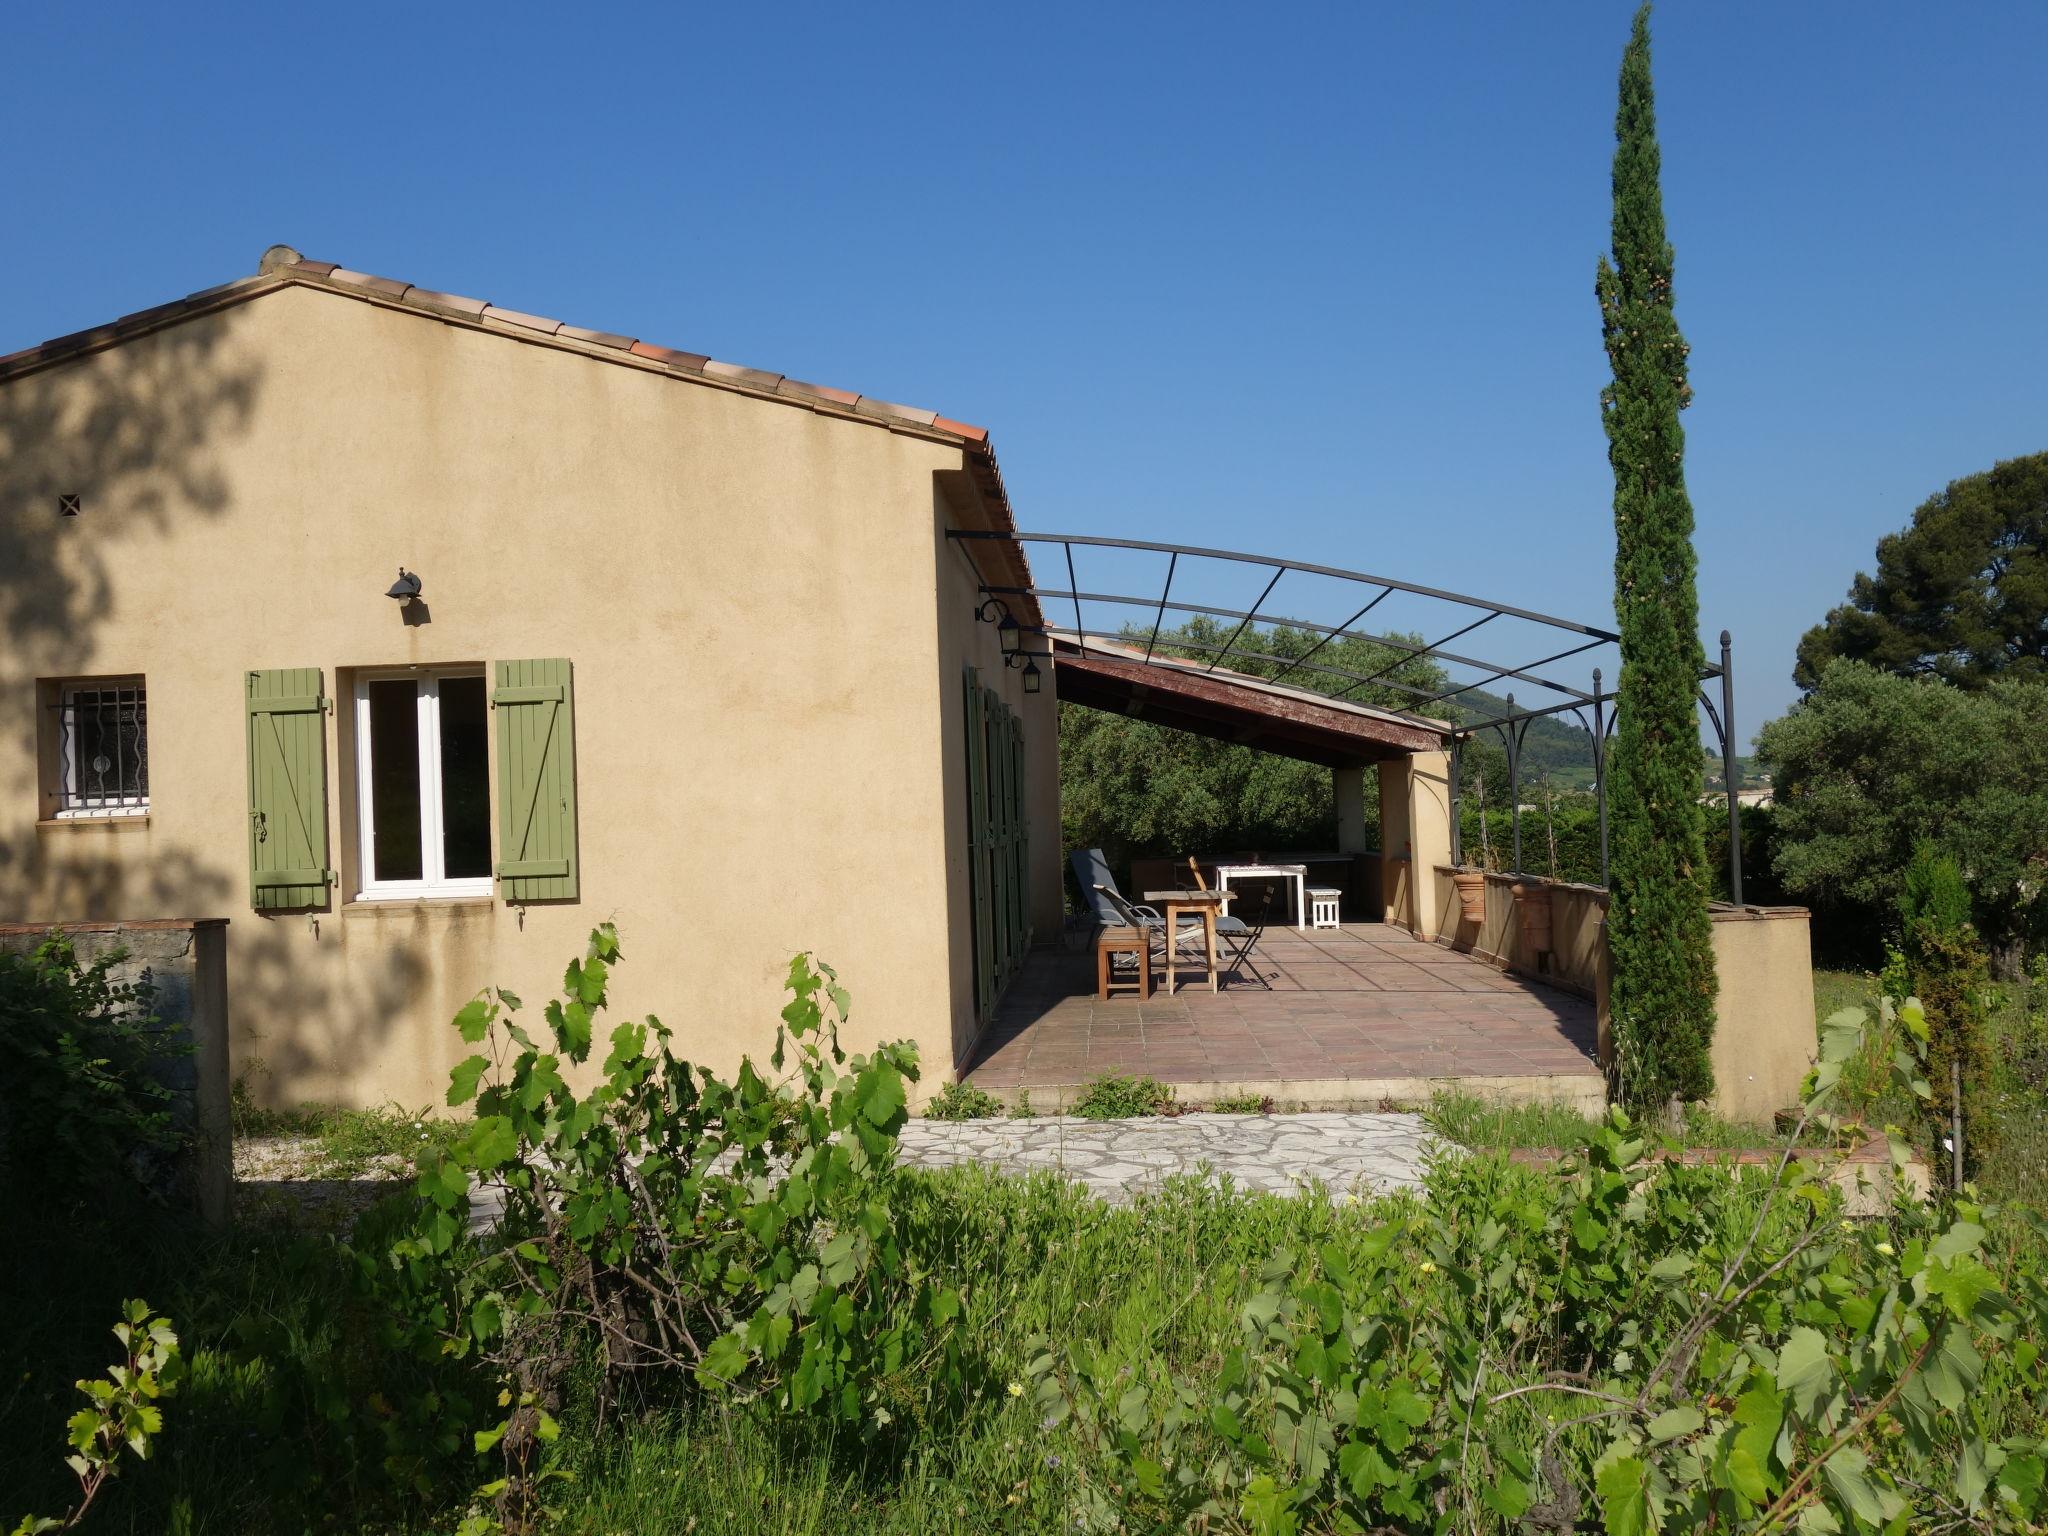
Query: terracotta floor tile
961 925 1599 1098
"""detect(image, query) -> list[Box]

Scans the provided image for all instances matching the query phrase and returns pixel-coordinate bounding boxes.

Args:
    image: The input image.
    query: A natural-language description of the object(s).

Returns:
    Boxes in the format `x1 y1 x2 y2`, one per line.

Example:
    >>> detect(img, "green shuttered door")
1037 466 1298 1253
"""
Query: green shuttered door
494 658 579 902
246 668 332 909
962 666 1032 1021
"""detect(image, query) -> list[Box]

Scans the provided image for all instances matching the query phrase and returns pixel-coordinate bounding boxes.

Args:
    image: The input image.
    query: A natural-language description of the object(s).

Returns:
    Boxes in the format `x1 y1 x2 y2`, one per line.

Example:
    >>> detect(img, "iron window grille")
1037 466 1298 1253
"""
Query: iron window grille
55 682 149 816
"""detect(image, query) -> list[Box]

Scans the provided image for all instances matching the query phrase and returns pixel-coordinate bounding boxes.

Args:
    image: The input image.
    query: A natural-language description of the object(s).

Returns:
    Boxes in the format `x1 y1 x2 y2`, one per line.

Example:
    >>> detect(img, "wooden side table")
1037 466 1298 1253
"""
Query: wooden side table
1144 888 1230 994
1096 926 1150 999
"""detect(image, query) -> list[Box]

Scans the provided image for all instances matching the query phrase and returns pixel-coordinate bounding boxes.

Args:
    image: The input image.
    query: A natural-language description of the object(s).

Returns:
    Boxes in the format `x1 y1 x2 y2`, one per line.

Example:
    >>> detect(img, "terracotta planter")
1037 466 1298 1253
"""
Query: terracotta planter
1452 869 1487 924
1509 880 1553 954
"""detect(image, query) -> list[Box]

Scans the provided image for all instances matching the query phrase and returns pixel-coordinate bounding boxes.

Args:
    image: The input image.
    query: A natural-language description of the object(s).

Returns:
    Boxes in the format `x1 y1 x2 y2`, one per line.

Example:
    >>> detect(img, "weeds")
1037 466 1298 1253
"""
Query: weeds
1068 1072 1176 1120
230 1084 460 1179
923 1080 1006 1121
1209 1094 1274 1114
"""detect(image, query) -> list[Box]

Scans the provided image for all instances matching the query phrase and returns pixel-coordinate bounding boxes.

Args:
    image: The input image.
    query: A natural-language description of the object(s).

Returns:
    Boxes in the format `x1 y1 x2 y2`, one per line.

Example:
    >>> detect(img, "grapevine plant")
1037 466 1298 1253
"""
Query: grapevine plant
367 925 969 1526
1030 999 2046 1533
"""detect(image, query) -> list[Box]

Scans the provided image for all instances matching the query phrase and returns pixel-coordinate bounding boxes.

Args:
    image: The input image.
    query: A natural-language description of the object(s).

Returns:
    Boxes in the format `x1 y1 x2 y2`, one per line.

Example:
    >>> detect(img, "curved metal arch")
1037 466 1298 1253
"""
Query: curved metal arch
954 529 1622 641
950 527 1742 901
977 584 1597 704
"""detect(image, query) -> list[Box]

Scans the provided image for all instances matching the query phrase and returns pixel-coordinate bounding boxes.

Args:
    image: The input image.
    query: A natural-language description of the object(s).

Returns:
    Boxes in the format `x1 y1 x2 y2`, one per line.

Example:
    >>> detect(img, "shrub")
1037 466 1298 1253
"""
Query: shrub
1900 845 1997 1183
1069 1072 1175 1120
1031 1000 2046 1533
367 926 970 1521
924 1080 1006 1120
8 1300 181 1535
0 934 186 1212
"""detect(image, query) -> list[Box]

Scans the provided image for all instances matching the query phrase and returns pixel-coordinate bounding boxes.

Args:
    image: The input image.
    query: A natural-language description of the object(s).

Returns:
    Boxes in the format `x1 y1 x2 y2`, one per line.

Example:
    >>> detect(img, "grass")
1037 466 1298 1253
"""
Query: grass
1421 1090 1811 1152
8 969 2039 1533
1207 1093 1274 1114
12 1103 2044 1532
1421 1091 1604 1150
0 1169 1423 1534
231 1083 460 1177
1429 966 2048 1226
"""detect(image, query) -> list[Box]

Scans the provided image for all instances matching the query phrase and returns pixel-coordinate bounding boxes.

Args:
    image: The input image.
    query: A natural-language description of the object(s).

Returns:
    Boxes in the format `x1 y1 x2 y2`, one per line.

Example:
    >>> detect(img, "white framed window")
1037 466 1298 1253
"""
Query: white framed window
353 669 492 900
55 680 149 817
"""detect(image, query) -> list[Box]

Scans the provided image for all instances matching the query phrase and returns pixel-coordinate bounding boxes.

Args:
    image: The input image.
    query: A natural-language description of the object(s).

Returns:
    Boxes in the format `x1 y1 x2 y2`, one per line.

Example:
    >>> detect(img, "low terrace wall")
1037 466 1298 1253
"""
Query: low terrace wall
1426 867 1816 1125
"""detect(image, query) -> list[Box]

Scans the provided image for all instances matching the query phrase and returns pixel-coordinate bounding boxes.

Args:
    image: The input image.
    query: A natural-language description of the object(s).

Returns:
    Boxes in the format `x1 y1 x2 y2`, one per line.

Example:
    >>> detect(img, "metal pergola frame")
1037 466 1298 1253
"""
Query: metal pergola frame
949 529 1747 903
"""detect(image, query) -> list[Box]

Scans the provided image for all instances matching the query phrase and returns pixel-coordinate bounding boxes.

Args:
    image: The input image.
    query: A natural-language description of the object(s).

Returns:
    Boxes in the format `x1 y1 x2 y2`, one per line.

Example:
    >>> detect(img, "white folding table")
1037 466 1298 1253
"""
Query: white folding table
1213 863 1310 930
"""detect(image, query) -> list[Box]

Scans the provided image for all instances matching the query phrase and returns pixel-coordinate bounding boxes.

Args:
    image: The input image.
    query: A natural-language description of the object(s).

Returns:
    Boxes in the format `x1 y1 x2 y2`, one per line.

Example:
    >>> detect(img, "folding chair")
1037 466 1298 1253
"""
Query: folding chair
1187 856 1270 988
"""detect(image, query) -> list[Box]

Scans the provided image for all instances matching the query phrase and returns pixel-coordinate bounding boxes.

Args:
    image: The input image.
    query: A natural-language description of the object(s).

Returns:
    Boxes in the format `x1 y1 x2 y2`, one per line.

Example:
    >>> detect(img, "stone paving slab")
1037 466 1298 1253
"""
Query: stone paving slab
898 1111 1444 1202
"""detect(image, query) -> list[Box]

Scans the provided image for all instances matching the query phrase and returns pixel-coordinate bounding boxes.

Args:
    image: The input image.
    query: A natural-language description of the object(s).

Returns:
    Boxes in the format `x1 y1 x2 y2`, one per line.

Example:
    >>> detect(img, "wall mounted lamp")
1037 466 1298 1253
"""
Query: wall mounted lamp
977 591 1048 694
386 568 423 603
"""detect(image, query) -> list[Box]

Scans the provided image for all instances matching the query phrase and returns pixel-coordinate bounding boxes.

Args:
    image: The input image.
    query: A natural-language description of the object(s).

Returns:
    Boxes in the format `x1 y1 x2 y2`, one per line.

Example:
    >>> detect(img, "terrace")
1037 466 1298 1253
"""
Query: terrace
963 921 1603 1112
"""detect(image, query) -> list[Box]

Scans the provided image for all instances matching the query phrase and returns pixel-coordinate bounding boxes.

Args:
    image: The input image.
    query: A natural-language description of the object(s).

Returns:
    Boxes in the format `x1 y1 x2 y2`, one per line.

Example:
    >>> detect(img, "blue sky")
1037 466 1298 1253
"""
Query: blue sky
5 1 2045 734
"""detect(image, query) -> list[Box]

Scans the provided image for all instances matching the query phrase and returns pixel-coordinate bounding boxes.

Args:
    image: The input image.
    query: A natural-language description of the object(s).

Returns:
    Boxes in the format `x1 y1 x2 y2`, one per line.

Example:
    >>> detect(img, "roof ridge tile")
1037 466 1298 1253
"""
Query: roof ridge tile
701 358 783 390
402 286 491 320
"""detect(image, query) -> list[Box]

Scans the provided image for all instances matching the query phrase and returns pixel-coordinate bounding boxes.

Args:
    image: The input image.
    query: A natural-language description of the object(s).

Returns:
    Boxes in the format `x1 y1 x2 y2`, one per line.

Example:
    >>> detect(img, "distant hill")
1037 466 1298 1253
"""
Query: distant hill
1452 688 1599 789
1449 688 1766 790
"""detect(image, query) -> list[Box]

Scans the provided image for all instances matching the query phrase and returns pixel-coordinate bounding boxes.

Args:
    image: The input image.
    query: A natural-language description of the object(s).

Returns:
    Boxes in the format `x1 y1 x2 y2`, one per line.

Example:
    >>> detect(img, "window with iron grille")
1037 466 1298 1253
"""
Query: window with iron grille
55 681 149 816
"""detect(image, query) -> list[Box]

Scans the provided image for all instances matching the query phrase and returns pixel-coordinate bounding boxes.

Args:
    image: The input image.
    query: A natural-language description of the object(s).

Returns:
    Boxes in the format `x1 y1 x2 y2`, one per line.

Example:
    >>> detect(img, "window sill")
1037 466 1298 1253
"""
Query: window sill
341 896 497 914
37 814 151 831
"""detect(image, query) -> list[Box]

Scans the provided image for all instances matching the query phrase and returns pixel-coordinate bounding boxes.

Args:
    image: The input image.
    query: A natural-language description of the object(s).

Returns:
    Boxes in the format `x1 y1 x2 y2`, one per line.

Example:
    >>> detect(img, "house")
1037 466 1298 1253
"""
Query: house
0 247 1818 1124
0 247 1061 1106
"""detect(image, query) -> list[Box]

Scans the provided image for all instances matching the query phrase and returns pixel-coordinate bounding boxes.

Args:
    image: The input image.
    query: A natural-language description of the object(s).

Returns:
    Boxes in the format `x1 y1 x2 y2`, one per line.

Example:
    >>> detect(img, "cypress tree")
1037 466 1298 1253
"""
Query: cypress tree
1597 3 1718 1109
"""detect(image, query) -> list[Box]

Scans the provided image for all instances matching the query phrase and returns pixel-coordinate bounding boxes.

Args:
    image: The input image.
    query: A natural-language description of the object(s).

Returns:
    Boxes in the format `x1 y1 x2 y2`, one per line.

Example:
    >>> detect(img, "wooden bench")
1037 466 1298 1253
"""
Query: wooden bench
1096 926 1151 999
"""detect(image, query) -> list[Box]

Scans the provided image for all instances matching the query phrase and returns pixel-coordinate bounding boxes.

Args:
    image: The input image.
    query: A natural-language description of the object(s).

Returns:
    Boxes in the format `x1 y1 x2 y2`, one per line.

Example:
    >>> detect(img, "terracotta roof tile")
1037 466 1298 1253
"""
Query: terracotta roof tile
111 300 198 335
481 305 564 336
702 358 784 390
326 269 412 300
36 324 119 357
854 396 939 428
287 260 339 278
779 377 863 409
630 340 709 369
931 415 989 443
403 286 491 320
183 277 265 305
556 323 634 350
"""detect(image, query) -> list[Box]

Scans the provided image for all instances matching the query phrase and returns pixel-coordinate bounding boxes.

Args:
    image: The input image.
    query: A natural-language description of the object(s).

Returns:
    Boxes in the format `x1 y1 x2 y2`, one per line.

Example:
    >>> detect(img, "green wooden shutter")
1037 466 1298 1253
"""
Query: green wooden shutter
494 658 579 902
1010 713 1030 956
246 668 332 909
964 667 994 1020
986 686 1008 985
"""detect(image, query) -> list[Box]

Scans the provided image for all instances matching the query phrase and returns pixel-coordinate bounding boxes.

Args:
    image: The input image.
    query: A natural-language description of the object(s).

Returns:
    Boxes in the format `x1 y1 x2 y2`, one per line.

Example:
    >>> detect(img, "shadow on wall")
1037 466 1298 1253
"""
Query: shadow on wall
0 309 432 1103
12 802 432 1110
1 310 264 854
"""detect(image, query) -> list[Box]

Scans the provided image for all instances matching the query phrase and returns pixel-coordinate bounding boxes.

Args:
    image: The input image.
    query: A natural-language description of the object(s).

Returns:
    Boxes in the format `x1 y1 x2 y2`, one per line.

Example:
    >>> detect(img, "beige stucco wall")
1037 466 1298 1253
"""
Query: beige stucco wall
1378 750 1452 938
0 284 1050 1108
1591 907 1819 1123
1427 854 1818 1125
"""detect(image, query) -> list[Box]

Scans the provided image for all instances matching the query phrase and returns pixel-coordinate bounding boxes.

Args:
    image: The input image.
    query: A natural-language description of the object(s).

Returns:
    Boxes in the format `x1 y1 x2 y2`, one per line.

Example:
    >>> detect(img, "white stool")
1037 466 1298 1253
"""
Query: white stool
1308 887 1342 930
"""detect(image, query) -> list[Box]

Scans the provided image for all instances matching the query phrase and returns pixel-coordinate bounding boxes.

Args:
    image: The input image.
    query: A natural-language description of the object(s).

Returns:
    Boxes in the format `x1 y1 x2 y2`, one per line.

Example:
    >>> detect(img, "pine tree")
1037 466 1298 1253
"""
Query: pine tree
1597 4 1718 1109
